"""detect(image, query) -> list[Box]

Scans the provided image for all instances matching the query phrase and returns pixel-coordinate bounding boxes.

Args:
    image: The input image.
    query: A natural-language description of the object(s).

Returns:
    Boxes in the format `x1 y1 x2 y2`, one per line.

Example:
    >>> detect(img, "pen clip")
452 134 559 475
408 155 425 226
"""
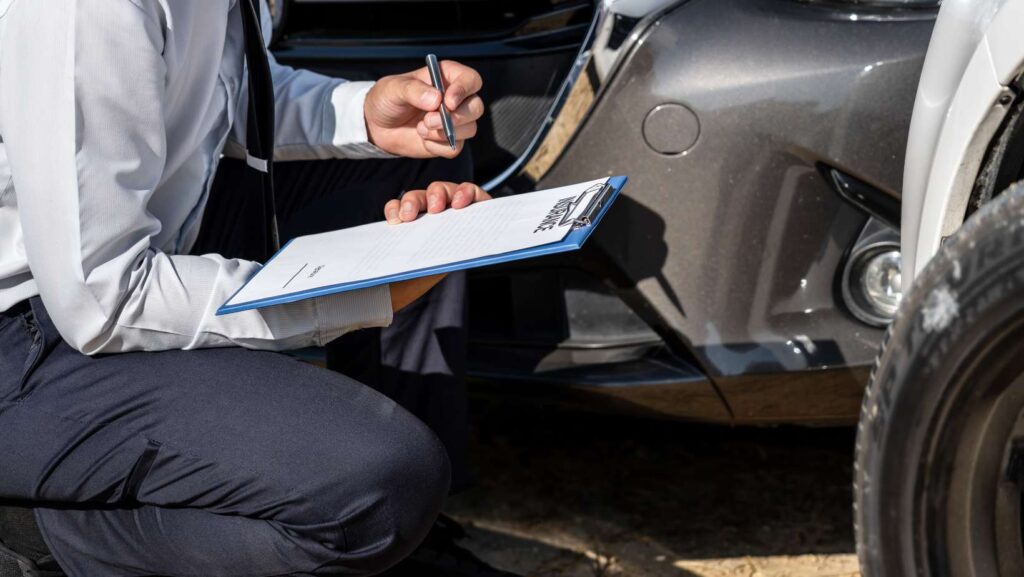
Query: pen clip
572 183 613 229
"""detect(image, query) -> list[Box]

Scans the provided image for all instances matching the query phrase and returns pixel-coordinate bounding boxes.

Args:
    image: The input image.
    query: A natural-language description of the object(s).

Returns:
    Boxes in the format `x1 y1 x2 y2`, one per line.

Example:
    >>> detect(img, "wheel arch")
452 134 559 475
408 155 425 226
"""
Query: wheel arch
903 0 1024 282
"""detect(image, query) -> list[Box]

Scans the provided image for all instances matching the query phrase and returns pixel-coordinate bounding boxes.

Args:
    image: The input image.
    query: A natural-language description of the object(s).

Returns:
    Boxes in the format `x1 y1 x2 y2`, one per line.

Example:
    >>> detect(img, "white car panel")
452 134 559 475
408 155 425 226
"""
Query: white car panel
903 0 1024 281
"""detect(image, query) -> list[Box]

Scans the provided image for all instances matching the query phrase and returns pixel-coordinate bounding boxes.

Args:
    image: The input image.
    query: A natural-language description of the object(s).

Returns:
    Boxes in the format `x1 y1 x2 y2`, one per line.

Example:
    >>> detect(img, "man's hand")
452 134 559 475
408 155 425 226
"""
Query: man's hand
385 182 491 311
384 181 491 224
365 61 484 159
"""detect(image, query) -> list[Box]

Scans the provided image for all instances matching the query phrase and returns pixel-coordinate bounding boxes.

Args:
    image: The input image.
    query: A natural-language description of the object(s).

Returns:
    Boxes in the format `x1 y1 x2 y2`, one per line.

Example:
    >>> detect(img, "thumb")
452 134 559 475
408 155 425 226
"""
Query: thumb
394 76 442 112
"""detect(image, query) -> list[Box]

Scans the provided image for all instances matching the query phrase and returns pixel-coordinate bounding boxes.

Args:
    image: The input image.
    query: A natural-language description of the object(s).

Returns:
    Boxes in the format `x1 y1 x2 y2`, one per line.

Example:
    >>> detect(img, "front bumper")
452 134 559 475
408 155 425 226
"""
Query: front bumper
471 0 935 423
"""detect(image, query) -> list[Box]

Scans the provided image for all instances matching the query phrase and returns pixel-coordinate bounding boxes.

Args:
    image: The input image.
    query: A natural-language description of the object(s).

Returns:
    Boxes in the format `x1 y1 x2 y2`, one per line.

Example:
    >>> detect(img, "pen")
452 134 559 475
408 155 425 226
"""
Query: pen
425 54 457 151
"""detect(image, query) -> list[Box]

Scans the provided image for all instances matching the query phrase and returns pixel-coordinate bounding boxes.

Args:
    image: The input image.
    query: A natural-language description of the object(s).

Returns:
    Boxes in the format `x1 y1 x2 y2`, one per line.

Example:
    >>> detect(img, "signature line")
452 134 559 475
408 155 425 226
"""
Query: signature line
283 263 308 289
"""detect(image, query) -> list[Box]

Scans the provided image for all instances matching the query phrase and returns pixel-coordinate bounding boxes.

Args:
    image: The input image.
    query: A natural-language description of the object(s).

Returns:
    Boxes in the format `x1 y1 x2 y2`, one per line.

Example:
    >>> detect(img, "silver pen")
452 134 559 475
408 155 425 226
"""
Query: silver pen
425 54 457 151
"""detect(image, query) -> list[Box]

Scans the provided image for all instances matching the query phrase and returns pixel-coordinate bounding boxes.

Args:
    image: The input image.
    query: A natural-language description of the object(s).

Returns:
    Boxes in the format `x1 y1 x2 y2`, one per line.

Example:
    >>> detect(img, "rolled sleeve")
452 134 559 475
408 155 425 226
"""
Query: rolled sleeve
227 1 395 161
328 81 396 159
314 284 393 345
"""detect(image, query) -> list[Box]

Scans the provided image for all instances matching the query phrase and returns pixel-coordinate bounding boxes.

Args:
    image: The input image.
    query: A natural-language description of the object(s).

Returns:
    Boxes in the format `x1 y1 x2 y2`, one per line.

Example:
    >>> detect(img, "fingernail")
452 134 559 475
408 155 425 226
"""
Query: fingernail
426 114 441 129
401 201 416 217
417 123 428 137
421 89 438 107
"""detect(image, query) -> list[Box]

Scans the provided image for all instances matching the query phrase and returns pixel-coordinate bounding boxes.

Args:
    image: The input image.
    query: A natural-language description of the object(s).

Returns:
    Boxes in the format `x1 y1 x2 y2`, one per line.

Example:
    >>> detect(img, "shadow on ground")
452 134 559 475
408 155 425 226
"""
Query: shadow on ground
446 399 859 577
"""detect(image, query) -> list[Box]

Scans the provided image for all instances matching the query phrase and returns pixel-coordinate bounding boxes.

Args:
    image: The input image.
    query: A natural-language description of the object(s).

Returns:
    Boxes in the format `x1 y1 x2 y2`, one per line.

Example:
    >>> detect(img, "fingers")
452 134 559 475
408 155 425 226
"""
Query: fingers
451 182 490 209
397 76 442 112
474 184 493 202
411 60 483 110
384 185 451 224
425 181 456 214
422 95 485 130
386 61 482 158
416 121 478 143
385 190 427 224
440 60 484 109
422 138 465 159
384 181 491 223
383 199 402 224
417 95 483 144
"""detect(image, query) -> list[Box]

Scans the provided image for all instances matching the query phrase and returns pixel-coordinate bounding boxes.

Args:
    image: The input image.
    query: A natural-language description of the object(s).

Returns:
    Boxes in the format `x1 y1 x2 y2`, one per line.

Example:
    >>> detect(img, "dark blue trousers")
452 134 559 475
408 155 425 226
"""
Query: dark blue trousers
0 155 472 576
201 154 473 494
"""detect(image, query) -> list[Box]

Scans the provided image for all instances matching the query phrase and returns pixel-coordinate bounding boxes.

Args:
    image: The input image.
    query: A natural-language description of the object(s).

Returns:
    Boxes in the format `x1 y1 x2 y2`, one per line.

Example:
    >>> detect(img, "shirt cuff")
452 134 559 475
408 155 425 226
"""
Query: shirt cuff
313 284 393 345
330 81 397 159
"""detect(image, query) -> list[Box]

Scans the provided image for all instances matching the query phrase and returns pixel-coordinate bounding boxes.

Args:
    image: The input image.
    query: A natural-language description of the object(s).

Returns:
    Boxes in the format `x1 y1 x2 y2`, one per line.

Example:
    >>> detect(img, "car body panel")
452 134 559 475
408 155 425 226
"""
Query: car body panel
901 0 1024 281
534 0 931 378
277 0 937 424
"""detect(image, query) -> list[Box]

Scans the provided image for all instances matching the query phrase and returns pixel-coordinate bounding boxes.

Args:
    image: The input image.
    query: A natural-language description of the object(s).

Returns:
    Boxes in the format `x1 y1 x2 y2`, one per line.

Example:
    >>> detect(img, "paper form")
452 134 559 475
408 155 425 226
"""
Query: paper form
221 177 612 312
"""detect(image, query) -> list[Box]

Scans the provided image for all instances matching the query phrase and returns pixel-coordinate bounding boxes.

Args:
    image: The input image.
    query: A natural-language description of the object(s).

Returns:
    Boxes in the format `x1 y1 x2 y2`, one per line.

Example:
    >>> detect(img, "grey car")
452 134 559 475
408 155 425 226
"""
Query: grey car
271 0 937 424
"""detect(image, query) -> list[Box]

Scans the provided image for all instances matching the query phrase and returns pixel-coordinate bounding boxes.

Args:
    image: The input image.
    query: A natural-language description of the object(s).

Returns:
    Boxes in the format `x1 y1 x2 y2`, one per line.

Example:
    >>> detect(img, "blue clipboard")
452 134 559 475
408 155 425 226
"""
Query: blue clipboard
217 175 628 315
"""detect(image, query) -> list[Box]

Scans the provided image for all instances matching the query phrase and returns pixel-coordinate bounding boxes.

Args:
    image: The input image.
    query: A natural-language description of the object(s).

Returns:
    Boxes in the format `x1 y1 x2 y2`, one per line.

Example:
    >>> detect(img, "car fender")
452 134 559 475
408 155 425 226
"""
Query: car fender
903 0 1024 282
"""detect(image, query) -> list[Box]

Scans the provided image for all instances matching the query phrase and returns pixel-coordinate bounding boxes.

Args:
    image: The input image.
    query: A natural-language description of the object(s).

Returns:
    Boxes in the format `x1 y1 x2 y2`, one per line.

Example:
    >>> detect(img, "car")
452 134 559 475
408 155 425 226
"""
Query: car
854 1 1024 575
271 0 938 424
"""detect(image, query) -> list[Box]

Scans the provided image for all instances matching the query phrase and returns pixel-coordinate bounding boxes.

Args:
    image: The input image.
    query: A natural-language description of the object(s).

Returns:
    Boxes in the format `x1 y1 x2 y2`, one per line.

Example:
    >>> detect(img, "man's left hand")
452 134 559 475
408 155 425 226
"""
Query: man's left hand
384 181 491 224
365 61 484 159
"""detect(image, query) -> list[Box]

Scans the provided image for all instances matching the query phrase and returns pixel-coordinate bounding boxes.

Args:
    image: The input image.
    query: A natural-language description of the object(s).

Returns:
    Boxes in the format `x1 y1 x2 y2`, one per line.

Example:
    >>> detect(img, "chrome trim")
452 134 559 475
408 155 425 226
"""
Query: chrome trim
482 0 684 192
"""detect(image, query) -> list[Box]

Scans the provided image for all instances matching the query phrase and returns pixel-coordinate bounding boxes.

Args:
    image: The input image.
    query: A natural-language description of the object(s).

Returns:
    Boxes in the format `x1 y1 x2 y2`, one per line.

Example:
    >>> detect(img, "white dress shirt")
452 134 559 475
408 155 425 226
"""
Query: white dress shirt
0 0 396 354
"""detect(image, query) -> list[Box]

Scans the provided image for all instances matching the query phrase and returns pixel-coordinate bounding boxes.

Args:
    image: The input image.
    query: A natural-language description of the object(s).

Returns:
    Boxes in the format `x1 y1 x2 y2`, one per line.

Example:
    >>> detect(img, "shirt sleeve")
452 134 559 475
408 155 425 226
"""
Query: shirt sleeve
0 0 392 354
225 0 395 161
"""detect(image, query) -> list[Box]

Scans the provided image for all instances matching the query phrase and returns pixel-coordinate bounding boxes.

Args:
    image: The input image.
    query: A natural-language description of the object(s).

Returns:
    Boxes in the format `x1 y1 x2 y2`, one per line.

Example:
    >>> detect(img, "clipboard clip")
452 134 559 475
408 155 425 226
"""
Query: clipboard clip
572 182 613 229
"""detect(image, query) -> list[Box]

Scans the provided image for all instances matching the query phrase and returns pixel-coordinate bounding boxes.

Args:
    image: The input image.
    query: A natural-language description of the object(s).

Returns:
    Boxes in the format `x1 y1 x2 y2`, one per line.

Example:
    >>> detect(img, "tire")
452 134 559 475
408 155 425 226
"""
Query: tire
856 180 1024 576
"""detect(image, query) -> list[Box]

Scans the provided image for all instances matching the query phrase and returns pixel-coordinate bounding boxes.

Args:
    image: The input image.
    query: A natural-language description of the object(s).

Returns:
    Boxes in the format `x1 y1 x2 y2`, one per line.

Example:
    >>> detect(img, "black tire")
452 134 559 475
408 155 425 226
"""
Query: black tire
856 180 1024 576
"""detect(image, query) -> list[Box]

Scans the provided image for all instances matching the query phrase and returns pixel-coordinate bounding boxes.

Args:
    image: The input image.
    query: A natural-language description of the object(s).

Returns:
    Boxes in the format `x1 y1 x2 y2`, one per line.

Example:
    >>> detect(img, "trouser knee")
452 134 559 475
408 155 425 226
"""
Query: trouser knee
297 415 451 575
359 422 451 573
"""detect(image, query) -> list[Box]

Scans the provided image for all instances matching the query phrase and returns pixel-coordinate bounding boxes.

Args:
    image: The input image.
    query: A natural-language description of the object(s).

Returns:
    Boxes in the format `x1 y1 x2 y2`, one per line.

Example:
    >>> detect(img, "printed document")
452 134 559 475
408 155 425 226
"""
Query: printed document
221 177 613 312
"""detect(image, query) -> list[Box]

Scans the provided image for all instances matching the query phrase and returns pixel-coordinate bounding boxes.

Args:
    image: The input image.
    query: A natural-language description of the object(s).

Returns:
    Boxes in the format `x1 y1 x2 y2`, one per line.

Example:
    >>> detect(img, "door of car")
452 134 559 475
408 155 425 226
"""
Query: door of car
269 0 595 189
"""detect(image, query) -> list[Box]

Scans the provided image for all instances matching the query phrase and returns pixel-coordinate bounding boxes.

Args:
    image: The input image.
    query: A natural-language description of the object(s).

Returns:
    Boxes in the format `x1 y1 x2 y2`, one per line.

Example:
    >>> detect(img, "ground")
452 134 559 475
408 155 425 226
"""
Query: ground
447 399 860 577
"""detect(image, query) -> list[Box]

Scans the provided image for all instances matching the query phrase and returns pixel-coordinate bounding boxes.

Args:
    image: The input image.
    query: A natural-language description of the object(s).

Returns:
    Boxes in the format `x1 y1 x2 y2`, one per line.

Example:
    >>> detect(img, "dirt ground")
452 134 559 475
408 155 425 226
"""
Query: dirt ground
446 399 860 577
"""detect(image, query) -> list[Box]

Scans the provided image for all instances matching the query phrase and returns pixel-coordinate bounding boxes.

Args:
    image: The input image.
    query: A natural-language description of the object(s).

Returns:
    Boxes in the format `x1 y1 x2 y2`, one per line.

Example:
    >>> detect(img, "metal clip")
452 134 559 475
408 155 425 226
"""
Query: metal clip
572 183 613 228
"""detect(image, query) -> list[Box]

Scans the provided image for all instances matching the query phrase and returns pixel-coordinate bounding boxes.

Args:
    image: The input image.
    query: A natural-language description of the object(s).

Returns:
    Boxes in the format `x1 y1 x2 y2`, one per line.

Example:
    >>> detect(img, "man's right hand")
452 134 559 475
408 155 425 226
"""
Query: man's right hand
364 61 485 159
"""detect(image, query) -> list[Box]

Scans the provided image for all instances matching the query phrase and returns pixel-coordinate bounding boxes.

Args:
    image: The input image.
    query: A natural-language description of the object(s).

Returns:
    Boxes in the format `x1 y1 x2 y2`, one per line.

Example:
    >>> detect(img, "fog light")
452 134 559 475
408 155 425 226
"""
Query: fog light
861 250 902 317
843 243 903 327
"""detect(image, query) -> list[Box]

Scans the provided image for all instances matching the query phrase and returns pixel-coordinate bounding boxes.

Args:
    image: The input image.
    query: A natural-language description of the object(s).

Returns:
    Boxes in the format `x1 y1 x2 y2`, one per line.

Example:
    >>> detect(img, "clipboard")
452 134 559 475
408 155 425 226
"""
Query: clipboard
217 176 628 315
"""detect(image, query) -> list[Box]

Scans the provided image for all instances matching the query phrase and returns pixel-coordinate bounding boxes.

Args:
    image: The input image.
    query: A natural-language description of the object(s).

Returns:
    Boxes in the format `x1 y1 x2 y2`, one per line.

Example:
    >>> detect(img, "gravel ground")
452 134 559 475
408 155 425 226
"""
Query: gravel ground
445 400 860 577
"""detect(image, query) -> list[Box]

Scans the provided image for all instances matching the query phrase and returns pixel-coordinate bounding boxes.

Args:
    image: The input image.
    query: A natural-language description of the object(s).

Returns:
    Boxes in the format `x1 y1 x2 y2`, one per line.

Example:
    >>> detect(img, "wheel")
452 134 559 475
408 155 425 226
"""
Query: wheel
855 180 1024 576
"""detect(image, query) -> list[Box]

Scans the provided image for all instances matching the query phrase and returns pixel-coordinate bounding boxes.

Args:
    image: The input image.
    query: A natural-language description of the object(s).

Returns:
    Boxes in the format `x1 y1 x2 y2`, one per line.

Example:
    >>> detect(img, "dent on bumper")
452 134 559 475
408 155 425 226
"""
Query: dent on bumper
531 0 933 378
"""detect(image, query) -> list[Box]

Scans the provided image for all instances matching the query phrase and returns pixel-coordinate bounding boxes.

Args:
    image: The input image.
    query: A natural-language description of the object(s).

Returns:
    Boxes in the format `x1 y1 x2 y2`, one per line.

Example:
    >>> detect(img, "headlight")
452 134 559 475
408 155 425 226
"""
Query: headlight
843 243 903 327
861 250 903 317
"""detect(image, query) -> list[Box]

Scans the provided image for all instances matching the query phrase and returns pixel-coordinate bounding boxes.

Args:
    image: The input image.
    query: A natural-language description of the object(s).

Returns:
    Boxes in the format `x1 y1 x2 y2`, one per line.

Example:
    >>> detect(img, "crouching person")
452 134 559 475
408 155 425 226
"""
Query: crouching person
0 1 500 575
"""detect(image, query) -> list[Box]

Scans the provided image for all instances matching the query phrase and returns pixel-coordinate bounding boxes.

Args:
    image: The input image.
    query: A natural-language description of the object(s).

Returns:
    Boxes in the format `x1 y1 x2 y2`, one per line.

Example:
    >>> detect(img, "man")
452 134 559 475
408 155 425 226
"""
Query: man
0 1 508 575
